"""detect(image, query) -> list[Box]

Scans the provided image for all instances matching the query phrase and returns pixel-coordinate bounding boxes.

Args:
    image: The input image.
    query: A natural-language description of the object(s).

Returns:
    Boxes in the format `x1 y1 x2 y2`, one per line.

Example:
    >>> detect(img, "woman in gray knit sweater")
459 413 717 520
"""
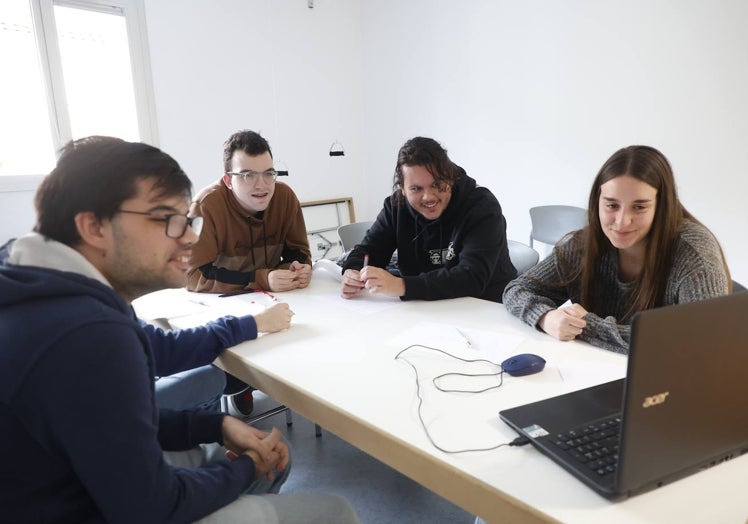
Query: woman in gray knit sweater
503 145 730 354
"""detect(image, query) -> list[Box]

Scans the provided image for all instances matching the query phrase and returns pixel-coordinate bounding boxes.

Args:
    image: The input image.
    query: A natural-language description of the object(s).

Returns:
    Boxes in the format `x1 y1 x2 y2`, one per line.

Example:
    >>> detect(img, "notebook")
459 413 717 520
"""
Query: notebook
499 292 748 499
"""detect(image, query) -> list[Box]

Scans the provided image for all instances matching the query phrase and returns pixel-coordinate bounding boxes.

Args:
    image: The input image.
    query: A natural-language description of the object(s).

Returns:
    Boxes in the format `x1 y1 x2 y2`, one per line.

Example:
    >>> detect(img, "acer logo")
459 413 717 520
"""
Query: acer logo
642 392 669 408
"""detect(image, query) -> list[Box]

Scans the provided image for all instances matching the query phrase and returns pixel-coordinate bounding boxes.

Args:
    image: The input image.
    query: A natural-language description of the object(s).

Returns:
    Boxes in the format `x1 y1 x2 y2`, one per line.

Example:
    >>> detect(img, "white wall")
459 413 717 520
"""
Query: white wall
0 0 367 241
3 0 746 284
144 0 366 211
360 0 748 283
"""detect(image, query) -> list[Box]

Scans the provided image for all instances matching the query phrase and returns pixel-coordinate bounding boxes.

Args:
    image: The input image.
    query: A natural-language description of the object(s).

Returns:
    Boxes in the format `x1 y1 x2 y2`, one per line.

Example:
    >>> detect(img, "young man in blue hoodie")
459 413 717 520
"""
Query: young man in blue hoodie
0 136 357 523
341 136 516 302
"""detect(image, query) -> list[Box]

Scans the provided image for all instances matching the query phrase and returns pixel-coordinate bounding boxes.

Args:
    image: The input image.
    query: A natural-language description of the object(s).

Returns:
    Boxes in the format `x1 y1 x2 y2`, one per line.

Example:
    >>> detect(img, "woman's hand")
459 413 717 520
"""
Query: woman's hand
538 303 588 341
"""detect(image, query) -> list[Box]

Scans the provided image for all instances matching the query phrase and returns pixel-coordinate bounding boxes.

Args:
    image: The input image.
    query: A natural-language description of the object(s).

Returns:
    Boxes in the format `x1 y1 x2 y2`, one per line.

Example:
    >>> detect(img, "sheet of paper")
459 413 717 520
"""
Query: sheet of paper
170 292 277 329
330 292 401 314
132 288 206 320
556 358 627 392
132 288 276 329
386 321 525 362
312 259 402 313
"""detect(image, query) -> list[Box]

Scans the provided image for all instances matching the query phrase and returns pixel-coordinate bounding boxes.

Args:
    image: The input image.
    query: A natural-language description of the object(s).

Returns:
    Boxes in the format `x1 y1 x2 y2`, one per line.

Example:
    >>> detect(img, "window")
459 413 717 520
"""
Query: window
0 0 156 190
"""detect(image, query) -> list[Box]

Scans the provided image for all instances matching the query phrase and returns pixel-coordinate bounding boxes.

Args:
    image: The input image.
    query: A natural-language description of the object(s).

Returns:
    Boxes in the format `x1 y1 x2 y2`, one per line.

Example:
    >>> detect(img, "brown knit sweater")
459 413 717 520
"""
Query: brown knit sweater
186 180 311 293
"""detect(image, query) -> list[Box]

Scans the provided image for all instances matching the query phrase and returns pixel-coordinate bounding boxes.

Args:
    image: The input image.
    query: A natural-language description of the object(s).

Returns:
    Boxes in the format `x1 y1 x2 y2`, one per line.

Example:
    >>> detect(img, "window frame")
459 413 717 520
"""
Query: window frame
0 0 157 192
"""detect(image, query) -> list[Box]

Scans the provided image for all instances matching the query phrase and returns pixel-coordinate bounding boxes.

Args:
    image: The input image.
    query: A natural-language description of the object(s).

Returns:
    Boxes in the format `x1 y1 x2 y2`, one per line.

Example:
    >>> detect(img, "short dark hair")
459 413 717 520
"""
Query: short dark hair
222 130 273 172
34 136 192 246
393 137 458 195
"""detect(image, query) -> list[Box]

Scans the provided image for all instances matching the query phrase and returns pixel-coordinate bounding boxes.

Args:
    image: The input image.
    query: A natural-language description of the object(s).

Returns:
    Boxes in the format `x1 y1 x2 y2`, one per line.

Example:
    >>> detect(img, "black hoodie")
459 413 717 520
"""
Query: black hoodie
343 167 516 301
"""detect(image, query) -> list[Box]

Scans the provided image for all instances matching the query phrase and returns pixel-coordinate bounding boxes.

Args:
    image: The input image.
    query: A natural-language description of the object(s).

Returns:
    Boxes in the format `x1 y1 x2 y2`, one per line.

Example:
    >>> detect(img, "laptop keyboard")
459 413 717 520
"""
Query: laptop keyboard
552 415 622 477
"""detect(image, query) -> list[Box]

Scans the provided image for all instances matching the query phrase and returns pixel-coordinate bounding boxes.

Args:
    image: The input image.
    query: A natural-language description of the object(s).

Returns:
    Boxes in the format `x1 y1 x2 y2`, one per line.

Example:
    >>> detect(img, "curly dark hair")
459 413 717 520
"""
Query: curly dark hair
392 137 458 197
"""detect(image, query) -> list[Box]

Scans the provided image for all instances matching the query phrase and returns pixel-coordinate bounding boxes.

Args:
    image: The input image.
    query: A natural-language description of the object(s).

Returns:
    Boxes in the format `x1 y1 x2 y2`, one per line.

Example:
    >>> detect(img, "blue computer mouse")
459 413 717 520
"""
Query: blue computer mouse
501 353 546 377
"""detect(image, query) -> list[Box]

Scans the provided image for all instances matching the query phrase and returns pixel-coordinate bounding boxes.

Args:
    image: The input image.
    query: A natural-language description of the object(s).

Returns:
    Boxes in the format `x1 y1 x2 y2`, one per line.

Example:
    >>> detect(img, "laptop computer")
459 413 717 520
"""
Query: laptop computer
499 292 748 500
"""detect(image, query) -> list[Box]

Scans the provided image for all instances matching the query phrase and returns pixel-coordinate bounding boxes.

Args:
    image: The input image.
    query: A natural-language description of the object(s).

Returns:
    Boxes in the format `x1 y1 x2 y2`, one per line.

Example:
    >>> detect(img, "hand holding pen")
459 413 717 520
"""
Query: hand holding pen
358 253 406 298
340 253 369 299
253 302 294 333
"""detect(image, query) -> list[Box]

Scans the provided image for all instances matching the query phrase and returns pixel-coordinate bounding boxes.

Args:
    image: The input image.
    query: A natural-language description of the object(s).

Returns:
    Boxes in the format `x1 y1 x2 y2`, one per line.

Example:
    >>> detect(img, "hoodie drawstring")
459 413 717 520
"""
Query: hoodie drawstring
246 218 270 268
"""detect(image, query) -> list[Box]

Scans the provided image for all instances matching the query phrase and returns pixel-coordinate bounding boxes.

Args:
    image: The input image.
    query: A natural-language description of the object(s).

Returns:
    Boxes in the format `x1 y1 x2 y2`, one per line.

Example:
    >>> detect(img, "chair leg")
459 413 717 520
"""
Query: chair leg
245 405 290 425
286 409 322 436
241 403 321 437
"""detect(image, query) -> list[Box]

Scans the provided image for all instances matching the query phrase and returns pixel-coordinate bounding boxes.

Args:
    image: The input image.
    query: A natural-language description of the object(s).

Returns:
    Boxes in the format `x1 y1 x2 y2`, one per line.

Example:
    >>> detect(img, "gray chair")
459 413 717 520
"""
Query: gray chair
529 205 587 248
507 240 540 275
733 280 746 293
338 221 374 252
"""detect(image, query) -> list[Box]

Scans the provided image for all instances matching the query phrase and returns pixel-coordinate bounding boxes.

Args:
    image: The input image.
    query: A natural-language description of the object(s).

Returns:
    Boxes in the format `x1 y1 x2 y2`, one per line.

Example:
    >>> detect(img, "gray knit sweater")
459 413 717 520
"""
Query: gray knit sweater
502 220 729 354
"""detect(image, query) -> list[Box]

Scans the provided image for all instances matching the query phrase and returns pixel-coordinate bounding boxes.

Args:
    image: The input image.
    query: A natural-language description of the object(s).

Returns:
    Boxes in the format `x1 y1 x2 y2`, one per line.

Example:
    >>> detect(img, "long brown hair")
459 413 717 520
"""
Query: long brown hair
577 145 729 319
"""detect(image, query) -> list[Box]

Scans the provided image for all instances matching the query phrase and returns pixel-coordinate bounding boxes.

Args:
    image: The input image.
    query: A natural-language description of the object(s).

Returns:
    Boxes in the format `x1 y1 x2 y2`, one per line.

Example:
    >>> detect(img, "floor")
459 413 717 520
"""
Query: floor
250 393 475 524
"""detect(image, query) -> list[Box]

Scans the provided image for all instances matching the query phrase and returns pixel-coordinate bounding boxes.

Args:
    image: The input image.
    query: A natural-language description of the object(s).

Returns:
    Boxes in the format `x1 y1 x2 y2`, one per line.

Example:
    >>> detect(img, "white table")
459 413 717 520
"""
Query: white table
134 266 748 524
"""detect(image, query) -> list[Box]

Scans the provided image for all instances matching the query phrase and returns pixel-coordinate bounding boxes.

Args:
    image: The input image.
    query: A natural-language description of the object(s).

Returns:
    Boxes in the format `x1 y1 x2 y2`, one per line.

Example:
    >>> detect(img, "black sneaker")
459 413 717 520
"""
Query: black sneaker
227 388 254 418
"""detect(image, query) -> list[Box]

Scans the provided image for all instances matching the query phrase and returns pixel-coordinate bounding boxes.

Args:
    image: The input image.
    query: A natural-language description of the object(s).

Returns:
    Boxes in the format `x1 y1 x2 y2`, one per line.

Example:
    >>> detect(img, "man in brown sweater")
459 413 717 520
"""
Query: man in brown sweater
188 130 312 293
186 130 313 416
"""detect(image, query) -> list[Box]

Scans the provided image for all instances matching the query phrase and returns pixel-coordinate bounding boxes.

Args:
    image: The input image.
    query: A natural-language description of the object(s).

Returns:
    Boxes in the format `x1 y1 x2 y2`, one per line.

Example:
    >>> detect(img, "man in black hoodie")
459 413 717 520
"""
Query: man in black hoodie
341 136 516 302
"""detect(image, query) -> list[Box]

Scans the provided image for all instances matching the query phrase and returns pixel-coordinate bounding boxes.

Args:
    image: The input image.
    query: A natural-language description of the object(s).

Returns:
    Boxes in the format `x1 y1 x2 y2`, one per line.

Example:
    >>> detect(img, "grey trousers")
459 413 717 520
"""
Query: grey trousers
164 443 359 524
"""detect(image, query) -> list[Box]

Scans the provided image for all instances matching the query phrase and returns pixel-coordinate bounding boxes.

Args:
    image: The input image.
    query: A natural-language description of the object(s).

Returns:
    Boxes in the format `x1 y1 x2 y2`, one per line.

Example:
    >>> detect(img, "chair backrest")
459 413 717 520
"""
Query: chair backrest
529 205 587 247
337 221 374 252
507 240 539 275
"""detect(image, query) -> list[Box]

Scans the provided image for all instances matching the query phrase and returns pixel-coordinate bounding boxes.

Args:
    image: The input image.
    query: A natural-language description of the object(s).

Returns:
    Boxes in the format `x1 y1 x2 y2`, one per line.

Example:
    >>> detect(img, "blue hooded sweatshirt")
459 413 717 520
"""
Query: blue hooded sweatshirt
0 235 260 523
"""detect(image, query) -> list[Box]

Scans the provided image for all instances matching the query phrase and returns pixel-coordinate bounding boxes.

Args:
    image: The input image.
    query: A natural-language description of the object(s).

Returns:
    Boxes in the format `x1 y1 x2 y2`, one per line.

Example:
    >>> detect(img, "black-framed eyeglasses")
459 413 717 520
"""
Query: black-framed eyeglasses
226 169 285 183
116 210 203 239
